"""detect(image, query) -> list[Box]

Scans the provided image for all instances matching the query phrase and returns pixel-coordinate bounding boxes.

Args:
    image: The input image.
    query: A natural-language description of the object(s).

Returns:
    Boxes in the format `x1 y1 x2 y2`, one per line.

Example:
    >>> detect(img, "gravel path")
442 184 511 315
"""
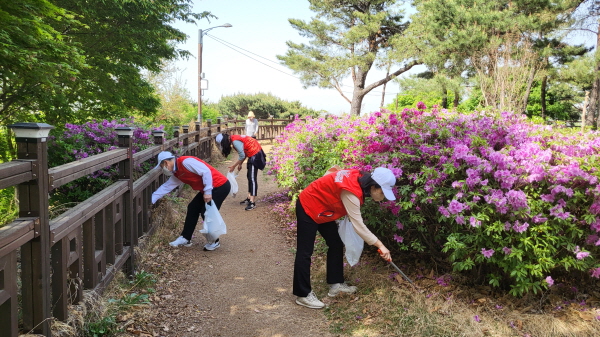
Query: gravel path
136 144 334 337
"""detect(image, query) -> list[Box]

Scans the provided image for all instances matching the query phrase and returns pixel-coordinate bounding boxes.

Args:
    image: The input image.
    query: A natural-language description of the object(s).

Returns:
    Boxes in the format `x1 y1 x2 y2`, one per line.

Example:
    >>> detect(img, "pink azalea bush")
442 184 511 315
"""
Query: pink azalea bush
269 107 600 296
49 118 159 205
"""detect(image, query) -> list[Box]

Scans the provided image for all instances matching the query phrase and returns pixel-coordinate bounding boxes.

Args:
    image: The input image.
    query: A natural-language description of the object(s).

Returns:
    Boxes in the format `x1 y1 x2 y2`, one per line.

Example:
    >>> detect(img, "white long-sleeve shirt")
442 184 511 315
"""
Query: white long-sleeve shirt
151 158 214 204
245 118 259 137
340 190 378 245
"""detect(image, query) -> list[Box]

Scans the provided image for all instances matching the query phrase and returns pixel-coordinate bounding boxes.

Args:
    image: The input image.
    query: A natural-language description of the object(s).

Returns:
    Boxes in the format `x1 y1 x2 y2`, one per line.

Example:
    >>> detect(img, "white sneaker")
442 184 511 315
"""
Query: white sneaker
203 238 220 251
169 236 192 247
295 291 325 309
328 283 357 297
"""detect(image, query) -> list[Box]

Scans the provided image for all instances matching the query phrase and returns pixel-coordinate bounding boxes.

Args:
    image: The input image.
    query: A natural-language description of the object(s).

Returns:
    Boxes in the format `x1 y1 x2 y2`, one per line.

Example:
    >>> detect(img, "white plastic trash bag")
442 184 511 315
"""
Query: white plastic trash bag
200 202 227 242
227 171 239 197
338 217 364 266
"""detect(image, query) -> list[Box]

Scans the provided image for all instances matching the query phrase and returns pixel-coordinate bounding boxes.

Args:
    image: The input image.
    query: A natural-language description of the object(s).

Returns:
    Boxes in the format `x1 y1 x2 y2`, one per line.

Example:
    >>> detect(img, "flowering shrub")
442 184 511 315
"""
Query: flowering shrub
49 118 159 205
269 107 600 296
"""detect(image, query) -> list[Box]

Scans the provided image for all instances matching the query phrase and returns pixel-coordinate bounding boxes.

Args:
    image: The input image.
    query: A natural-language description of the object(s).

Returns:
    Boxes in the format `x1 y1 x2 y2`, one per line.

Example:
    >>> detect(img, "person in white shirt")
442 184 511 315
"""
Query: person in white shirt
245 111 259 139
152 151 230 250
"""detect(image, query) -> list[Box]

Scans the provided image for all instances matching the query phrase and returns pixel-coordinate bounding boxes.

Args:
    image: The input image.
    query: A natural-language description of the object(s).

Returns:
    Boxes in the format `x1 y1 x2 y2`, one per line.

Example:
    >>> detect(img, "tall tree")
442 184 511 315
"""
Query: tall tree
142 60 196 126
408 0 580 112
569 0 600 126
0 0 212 127
0 0 85 125
278 0 420 116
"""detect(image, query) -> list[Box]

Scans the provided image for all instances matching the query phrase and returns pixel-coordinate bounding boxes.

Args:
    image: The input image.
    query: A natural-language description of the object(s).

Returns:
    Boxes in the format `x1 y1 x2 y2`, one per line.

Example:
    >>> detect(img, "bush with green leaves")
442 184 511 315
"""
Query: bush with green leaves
269 106 600 296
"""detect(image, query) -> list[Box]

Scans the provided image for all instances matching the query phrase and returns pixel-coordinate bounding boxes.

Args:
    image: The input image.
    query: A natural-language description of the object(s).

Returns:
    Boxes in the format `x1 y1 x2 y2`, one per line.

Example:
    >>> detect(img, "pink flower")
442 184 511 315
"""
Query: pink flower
574 246 590 260
591 268 600 279
396 221 404 230
481 248 494 258
546 276 554 287
502 247 512 255
473 315 481 322
470 217 481 227
393 234 404 243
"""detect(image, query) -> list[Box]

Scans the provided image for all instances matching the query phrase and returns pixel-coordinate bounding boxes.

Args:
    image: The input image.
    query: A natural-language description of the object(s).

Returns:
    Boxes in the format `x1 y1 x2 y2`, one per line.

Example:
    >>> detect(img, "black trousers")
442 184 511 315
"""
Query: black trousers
293 199 344 297
247 161 258 196
181 180 231 240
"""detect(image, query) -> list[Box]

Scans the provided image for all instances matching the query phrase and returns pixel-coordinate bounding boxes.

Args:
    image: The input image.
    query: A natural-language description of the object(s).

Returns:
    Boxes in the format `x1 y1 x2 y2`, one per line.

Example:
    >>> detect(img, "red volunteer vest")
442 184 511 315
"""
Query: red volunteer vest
299 169 364 224
173 156 227 191
231 134 261 158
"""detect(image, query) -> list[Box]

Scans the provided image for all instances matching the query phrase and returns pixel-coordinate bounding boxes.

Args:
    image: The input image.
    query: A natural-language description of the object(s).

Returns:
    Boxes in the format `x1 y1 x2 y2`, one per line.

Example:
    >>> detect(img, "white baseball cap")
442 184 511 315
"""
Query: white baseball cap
371 167 396 201
154 151 175 169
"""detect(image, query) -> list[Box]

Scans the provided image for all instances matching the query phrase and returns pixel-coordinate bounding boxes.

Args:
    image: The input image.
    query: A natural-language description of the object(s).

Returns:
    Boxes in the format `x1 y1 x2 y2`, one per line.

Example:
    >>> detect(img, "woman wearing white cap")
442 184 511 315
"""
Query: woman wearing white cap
215 133 266 211
151 151 230 250
293 166 396 309
245 111 259 139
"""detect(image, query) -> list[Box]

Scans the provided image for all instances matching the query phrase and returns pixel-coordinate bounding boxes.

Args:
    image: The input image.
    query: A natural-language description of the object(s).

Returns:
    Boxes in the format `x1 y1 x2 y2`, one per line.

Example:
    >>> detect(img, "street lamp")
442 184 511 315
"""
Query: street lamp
198 23 232 123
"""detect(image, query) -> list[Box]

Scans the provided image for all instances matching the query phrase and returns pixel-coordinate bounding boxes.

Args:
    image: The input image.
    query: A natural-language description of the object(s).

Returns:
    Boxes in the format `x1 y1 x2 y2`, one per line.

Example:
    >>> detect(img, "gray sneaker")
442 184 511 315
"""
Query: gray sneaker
169 236 192 247
203 238 221 251
328 283 357 297
295 291 325 309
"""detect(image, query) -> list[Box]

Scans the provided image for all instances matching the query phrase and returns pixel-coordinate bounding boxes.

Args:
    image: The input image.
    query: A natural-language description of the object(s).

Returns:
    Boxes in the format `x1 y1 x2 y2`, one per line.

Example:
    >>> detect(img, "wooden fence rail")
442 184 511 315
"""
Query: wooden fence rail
0 117 293 336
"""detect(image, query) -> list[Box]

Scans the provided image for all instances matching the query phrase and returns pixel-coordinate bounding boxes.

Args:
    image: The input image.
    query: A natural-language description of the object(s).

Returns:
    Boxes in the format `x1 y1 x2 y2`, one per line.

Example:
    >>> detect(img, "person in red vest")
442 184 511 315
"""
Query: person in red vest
151 151 230 250
215 133 266 211
293 166 396 309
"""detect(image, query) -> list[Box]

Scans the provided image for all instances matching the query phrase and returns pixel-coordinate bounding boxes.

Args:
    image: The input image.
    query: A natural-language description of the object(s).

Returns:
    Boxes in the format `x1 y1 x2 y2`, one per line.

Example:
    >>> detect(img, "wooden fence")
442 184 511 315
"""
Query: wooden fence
0 117 292 337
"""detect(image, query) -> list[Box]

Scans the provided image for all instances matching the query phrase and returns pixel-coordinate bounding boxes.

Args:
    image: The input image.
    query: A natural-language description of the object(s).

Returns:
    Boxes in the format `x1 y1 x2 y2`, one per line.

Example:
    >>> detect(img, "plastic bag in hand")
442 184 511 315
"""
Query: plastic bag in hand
200 202 227 242
338 217 364 266
227 171 238 197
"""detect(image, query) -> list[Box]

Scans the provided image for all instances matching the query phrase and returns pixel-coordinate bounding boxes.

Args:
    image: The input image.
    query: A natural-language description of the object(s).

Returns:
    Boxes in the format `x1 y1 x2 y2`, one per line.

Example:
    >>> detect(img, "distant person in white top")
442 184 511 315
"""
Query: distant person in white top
151 151 231 250
245 111 259 139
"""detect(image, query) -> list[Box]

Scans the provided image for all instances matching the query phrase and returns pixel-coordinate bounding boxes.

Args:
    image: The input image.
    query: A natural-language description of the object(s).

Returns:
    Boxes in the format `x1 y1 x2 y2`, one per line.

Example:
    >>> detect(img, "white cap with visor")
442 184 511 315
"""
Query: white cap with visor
371 167 396 201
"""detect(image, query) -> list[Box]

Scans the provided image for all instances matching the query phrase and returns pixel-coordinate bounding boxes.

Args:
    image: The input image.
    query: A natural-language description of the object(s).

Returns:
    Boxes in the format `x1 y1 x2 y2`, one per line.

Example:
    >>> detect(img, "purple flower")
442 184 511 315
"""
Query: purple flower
416 101 427 110
546 276 554 287
438 206 450 217
393 234 404 243
470 217 481 227
474 315 481 323
455 215 465 225
447 200 466 214
592 268 600 279
481 248 494 258
574 246 590 260
502 247 512 255
512 221 529 233
396 221 404 230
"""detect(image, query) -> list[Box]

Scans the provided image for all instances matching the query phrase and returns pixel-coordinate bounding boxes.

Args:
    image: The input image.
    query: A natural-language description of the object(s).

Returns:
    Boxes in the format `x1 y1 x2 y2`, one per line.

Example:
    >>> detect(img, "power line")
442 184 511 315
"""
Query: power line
205 33 403 97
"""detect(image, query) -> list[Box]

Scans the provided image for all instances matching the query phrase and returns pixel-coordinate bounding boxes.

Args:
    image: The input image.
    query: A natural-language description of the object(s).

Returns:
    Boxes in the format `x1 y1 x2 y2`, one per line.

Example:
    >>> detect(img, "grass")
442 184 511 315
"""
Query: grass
307 250 600 337
265 193 600 337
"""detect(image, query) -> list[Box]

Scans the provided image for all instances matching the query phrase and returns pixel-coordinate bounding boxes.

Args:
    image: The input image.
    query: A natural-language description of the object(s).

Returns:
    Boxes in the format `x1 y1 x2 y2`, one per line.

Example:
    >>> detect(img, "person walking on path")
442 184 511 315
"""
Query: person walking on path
245 110 259 139
293 166 396 309
152 151 230 250
216 133 266 211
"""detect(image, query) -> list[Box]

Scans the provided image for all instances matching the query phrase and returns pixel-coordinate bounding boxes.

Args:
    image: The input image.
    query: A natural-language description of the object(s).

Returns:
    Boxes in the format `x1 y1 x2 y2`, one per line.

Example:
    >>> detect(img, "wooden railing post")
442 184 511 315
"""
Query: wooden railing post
116 127 136 274
152 129 165 147
195 122 201 143
173 126 180 150
9 122 54 336
217 117 222 134
206 120 212 161
182 125 189 145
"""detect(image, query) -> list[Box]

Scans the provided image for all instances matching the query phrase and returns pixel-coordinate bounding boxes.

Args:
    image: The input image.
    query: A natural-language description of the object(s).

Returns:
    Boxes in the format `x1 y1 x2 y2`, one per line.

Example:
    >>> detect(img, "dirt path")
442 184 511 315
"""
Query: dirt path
135 144 334 337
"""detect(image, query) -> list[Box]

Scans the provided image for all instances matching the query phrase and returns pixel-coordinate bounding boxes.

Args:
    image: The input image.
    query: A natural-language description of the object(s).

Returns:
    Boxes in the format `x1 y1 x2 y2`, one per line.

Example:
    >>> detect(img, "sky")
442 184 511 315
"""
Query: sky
171 1 598 116
171 0 414 115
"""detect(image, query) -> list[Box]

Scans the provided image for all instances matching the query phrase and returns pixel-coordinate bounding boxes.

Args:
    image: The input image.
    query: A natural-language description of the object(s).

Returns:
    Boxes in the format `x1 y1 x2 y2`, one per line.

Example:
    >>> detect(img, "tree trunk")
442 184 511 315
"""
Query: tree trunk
541 75 547 120
453 91 460 109
441 87 448 109
593 26 600 129
522 65 537 114
350 93 366 116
